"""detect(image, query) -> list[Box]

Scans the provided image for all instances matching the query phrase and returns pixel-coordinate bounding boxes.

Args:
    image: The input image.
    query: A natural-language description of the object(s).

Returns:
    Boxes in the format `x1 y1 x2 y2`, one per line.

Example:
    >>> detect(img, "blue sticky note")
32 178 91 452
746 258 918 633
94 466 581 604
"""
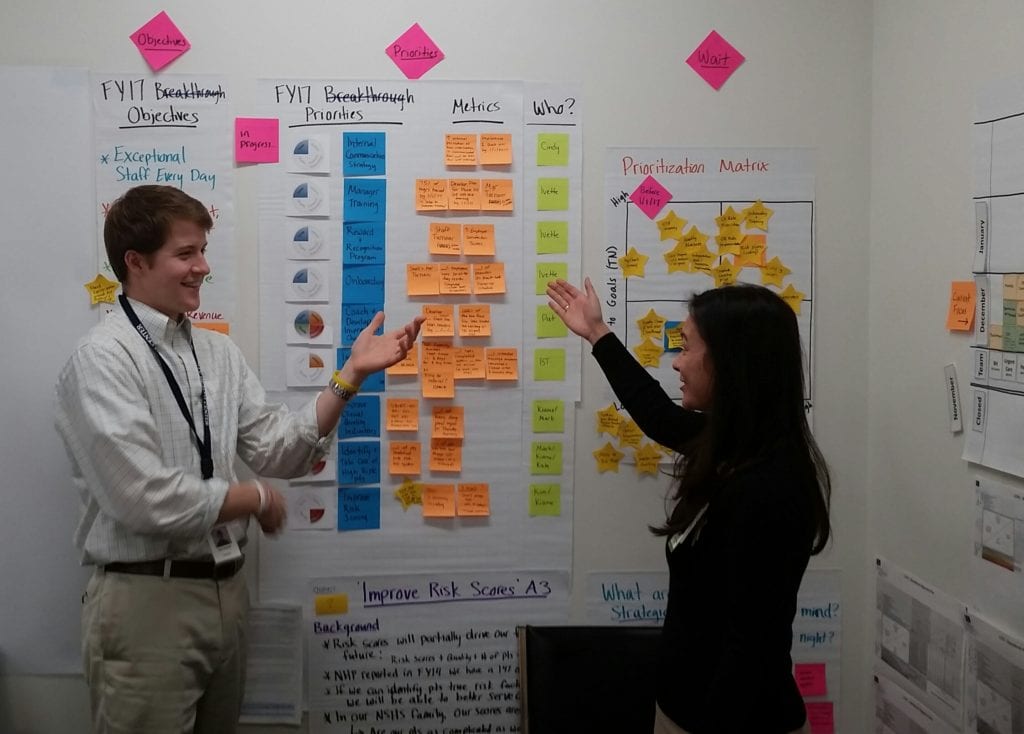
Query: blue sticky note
341 302 384 345
338 395 381 438
338 441 381 485
343 132 386 176
664 320 683 352
343 178 386 222
337 348 385 393
343 221 386 265
342 264 386 303
338 487 381 530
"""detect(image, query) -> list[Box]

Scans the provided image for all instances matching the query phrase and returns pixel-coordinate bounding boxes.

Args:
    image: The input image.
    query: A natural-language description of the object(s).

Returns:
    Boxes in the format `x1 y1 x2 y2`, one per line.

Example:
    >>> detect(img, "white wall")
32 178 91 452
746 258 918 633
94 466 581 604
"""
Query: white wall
0 1 875 731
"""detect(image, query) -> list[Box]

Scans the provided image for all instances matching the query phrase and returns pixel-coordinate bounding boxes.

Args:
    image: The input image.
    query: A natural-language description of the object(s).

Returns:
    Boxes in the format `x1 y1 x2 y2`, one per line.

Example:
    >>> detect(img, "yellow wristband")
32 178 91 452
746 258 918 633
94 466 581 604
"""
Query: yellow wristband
330 371 360 399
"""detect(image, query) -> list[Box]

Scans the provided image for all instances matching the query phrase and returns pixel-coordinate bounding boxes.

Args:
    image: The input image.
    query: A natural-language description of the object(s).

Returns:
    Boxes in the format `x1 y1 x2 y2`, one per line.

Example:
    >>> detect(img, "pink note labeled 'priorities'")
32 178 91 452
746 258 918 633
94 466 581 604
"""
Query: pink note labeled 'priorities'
629 175 672 220
794 662 828 697
386 23 445 80
686 30 745 90
131 11 191 72
235 118 279 164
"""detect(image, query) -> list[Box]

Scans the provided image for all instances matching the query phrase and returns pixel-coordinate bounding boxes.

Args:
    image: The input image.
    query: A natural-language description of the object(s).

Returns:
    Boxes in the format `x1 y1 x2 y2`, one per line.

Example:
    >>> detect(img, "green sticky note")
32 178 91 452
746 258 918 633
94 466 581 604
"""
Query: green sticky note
536 133 569 166
531 442 563 475
536 221 569 254
537 178 569 211
534 348 566 380
532 399 565 433
537 305 569 338
529 483 561 516
535 262 568 295
1004 300 1018 325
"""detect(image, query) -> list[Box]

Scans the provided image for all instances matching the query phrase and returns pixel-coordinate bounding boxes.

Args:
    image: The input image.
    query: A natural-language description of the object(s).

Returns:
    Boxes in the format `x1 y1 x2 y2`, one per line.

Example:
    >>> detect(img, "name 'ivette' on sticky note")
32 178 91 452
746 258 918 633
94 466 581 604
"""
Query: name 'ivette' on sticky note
314 593 348 616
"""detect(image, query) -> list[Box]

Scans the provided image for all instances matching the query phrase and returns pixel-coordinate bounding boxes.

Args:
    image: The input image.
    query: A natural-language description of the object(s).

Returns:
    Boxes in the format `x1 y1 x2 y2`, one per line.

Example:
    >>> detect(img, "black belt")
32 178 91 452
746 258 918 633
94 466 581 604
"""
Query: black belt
104 555 245 580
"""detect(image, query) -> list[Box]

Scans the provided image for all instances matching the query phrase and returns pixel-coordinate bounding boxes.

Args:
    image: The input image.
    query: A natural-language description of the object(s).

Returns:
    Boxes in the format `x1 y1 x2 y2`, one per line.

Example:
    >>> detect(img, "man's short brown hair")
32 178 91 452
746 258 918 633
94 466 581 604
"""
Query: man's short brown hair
104 185 213 283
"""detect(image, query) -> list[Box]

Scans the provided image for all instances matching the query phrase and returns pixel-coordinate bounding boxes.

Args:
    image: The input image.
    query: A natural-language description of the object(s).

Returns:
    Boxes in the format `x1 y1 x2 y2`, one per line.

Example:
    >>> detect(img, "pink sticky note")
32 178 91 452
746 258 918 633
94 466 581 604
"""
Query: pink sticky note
130 11 191 72
385 23 445 80
686 30 745 90
805 702 834 734
794 663 828 697
235 118 280 164
629 175 672 220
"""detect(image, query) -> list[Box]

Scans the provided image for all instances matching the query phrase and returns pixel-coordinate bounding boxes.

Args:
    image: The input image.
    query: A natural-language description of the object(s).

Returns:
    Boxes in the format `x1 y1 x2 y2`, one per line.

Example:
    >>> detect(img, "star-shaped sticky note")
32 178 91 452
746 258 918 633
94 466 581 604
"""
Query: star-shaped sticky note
656 209 688 241
715 225 743 255
779 283 805 315
618 419 644 448
735 234 767 268
629 175 673 220
712 259 739 288
715 206 742 229
618 246 650 278
632 337 664 368
636 309 667 340
594 442 625 473
690 245 716 276
596 404 623 437
681 225 709 252
393 478 423 511
84 274 119 305
742 200 774 231
130 11 191 72
761 256 792 287
635 443 663 476
665 321 685 351
663 240 694 274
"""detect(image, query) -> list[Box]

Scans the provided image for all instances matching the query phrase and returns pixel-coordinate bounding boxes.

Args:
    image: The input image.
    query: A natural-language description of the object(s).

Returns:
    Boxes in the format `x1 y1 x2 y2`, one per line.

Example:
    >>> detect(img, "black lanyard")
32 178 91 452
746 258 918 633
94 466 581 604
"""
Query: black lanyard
120 295 214 480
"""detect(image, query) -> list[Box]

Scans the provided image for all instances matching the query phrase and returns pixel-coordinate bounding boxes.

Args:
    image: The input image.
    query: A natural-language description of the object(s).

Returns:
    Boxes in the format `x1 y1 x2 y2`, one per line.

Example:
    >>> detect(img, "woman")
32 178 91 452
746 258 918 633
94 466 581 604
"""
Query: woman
547 278 829 734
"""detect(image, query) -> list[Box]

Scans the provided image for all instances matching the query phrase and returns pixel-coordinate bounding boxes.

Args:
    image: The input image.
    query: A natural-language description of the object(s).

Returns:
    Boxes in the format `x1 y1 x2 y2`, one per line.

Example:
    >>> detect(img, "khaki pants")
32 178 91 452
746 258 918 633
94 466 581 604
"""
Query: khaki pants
654 702 812 734
82 566 250 734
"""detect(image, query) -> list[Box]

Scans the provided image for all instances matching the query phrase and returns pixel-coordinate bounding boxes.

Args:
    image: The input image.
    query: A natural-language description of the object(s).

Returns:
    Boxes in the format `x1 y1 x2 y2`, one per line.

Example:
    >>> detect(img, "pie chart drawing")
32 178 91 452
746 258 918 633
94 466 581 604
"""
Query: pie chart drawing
294 310 325 339
292 267 322 297
297 493 327 525
294 351 325 384
309 458 327 476
292 138 325 169
291 182 323 212
291 225 323 256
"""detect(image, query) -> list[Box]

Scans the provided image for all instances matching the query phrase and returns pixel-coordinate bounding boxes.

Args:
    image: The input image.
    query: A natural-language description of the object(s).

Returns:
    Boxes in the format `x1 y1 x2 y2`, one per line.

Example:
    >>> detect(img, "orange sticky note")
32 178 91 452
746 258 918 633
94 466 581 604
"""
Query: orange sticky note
439 263 472 295
422 304 455 337
389 441 422 475
429 438 463 472
192 321 230 334
472 262 506 294
480 133 512 165
428 222 462 255
481 179 514 211
458 304 492 337
463 224 496 256
314 593 348 616
444 133 478 166
386 398 419 431
457 483 491 516
386 342 419 375
422 484 456 517
947 281 976 331
407 263 441 296
448 179 482 210
485 348 519 380
432 406 465 439
415 179 449 211
794 663 827 697
421 342 456 398
453 346 487 379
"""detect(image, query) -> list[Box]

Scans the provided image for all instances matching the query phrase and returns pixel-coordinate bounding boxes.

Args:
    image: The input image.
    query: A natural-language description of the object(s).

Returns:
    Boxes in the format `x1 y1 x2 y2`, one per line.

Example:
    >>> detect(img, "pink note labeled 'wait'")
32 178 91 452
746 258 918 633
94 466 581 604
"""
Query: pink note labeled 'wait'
386 23 445 80
235 118 279 164
131 11 191 72
686 30 745 91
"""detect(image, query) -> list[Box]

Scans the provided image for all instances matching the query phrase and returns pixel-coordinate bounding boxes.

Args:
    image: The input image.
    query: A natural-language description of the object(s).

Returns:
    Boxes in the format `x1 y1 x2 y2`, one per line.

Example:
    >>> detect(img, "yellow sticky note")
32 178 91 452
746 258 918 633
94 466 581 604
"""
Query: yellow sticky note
394 479 423 511
458 304 491 337
444 133 478 166
618 246 649 278
422 304 455 337
472 262 506 295
314 593 348 616
779 283 805 315
742 200 773 231
735 234 767 267
532 399 565 433
528 483 561 517
681 225 709 251
636 309 667 340
596 404 623 437
761 256 791 287
428 222 462 256
665 323 685 351
715 205 742 230
485 348 519 381
537 221 569 254
432 406 465 439
415 178 449 211
407 263 441 296
453 346 487 379
593 442 625 473
657 210 687 241
463 224 496 256
632 337 663 367
429 438 463 472
386 398 419 432
389 441 422 476
537 305 569 338
479 133 512 165
439 263 472 295
712 260 740 288
689 246 715 276
534 348 565 381
618 419 644 448
947 281 976 331
635 443 663 476
536 133 569 166
481 179 514 211
84 274 119 305
536 262 568 295
448 178 482 210
531 441 563 475
715 225 743 254
537 178 569 211
663 241 693 274
1004 274 1020 300
457 483 490 517
386 343 419 375
422 484 456 517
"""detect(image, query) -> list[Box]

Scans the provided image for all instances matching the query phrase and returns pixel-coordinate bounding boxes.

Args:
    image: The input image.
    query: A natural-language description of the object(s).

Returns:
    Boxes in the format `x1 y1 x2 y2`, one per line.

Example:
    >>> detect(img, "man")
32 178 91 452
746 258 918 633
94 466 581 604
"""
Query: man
55 184 422 733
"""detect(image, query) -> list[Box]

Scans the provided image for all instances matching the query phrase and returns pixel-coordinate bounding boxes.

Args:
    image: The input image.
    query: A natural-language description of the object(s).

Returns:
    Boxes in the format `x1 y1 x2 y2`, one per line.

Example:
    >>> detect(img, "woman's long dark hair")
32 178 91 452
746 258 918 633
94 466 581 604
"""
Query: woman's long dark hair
653 284 831 555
